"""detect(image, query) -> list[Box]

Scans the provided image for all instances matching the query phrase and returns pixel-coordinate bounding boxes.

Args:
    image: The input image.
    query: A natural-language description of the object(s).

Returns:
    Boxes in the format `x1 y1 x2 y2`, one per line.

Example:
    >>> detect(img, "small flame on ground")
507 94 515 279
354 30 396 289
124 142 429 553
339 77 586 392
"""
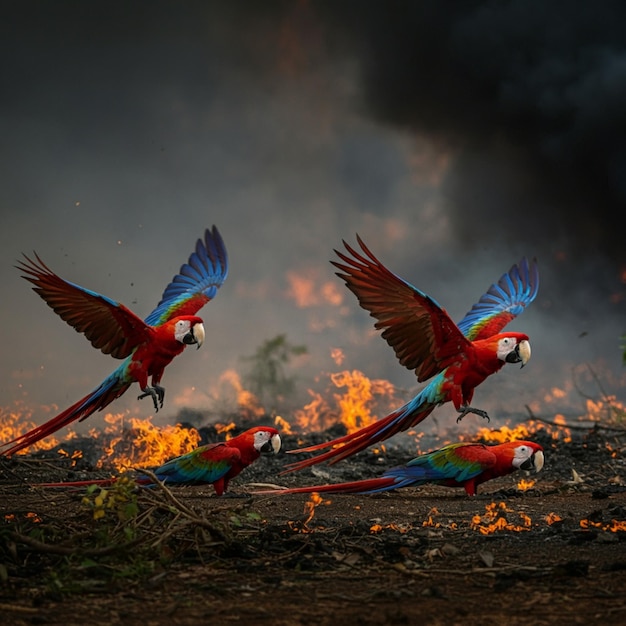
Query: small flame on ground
370 523 411 534
288 492 331 533
545 512 563 525
580 518 626 532
471 502 533 535
517 478 536 491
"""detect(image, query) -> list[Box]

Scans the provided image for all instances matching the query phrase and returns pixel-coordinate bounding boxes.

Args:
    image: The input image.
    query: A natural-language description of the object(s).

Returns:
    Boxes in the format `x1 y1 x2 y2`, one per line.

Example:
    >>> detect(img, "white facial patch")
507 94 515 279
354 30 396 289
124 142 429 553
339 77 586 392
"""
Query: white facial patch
496 336 518 361
511 444 543 472
253 430 281 454
174 319 192 343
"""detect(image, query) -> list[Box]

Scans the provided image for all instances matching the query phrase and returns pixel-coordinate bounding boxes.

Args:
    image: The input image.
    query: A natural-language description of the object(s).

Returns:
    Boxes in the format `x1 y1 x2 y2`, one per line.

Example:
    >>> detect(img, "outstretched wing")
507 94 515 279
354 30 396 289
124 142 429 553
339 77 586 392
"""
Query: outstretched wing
147 225 229 325
457 257 539 341
17 254 151 359
152 442 240 485
332 236 470 382
385 442 496 487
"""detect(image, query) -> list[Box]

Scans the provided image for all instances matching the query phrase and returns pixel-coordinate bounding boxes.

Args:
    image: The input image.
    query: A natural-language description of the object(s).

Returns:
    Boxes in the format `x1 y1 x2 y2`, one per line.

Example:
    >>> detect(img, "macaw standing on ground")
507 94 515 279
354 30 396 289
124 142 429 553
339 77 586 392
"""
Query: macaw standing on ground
36 426 281 496
2 226 228 456
284 237 538 472
261 440 543 497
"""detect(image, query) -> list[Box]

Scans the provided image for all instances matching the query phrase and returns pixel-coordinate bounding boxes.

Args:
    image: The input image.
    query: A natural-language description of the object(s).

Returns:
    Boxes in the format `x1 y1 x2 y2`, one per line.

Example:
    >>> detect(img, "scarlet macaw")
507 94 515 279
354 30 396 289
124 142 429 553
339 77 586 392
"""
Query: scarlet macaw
37 427 282 496
284 237 538 472
262 440 543 497
2 226 228 456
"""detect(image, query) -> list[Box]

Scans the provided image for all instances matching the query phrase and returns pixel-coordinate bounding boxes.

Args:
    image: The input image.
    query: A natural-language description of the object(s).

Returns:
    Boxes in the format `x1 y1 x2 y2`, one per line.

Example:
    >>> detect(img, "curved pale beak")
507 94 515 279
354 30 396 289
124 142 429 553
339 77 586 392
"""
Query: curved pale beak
520 450 544 473
505 339 531 368
261 434 282 455
184 322 205 349
271 433 281 454
518 339 531 367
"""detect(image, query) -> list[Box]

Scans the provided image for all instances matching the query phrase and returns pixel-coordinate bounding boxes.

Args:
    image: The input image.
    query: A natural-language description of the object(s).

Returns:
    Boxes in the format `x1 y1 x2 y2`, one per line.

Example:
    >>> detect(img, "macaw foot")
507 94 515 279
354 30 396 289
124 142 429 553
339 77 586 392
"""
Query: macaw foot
456 406 490 423
138 385 165 412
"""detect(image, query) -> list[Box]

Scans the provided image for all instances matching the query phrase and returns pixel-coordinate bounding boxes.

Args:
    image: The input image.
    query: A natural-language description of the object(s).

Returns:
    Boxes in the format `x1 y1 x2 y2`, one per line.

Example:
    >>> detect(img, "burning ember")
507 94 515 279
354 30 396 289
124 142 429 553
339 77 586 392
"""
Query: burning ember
580 518 626 532
471 502 533 535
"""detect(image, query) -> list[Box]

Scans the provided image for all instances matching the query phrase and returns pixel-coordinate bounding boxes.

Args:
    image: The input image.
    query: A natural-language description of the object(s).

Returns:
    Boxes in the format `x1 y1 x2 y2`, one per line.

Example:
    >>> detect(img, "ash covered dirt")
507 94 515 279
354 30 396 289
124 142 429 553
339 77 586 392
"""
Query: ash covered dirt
2 419 626 625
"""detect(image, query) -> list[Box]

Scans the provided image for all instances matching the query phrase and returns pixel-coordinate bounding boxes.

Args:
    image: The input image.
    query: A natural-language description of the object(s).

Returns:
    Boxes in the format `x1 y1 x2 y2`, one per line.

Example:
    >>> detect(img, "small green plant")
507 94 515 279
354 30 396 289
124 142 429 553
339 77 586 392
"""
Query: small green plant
81 475 139 522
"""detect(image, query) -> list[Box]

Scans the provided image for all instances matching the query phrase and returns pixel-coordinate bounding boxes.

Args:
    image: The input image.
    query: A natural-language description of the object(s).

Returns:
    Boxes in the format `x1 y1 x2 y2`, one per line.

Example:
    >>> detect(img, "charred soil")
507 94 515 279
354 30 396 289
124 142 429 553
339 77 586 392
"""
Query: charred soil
2 423 626 625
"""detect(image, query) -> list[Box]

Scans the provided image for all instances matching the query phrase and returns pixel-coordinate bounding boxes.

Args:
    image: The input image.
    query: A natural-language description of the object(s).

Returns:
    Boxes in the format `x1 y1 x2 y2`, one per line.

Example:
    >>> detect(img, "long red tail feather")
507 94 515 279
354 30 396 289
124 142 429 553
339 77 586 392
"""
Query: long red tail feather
0 383 129 456
282 404 434 473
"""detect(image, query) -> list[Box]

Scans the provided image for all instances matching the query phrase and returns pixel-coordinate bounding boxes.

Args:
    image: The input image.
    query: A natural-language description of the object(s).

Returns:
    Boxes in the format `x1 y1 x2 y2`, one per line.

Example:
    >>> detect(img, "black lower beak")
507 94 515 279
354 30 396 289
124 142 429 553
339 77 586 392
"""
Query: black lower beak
505 344 521 364
260 441 274 454
520 455 535 471
182 332 197 346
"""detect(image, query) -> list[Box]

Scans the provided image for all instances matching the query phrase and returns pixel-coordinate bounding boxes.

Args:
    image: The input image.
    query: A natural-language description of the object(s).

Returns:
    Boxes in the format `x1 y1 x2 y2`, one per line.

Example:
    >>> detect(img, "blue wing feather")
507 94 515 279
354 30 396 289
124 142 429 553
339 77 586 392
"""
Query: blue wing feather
146 225 229 325
456 257 539 341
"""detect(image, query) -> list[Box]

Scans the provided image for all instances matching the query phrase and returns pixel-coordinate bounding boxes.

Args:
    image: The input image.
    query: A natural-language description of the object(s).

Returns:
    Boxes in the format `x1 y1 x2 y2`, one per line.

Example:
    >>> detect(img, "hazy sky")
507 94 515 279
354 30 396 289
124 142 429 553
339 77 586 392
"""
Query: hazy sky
1 1 625 437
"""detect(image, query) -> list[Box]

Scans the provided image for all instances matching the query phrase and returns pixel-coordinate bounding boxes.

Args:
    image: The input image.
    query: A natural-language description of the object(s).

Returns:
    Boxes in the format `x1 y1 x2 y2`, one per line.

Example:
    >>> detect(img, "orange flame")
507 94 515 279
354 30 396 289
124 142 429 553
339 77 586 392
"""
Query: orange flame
545 512 563 525
471 502 533 534
94 413 201 471
580 518 626 532
330 347 345 366
285 270 343 308
274 415 294 435
0 403 63 454
517 478 536 491
294 369 400 434
287 492 331 533
215 370 265 420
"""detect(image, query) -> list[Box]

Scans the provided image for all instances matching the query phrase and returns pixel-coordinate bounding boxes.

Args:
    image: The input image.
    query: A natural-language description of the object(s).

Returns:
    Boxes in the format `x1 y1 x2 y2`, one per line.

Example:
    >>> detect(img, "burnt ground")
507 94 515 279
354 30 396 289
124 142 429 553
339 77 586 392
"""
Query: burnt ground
2 421 626 626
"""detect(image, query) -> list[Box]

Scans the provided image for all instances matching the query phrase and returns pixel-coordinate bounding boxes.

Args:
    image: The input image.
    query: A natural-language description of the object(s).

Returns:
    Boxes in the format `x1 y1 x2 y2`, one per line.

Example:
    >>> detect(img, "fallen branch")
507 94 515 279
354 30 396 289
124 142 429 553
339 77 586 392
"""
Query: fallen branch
524 406 626 433
7 530 147 557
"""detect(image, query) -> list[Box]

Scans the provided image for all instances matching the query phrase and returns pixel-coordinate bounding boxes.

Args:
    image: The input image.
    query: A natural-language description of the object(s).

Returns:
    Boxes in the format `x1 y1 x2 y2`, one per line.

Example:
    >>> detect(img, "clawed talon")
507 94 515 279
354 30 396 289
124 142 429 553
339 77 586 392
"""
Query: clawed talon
456 406 491 423
138 385 165 412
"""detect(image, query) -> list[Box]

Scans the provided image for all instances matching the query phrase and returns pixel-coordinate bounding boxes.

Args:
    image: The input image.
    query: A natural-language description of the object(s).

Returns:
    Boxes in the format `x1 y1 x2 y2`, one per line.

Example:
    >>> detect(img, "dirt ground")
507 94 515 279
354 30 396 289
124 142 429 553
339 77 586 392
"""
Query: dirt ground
2 424 626 626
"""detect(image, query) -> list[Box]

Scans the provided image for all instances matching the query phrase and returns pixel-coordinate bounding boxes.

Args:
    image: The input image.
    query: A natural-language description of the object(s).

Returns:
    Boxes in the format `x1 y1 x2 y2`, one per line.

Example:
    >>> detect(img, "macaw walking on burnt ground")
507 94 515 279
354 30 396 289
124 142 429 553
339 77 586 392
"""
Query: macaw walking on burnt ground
36 426 281 497
1 226 228 456
260 440 543 497
284 237 538 472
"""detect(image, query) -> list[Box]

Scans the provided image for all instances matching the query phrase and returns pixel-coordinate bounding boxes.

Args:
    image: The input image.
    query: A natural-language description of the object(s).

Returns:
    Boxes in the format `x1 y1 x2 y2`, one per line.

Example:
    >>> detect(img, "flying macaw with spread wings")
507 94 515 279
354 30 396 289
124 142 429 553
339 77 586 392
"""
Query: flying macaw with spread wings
284 237 538 472
2 226 228 456
262 441 543 497
36 427 282 496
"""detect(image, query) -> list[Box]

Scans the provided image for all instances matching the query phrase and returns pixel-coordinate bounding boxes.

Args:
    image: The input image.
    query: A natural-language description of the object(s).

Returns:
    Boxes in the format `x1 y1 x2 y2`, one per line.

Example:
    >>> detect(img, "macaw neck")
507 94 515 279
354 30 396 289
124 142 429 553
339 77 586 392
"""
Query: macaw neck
227 435 260 465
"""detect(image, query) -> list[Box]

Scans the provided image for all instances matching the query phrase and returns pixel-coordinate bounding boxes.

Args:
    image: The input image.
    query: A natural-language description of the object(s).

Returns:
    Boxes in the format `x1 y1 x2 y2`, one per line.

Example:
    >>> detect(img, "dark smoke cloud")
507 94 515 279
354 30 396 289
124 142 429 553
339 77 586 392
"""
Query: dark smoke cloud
318 1 626 269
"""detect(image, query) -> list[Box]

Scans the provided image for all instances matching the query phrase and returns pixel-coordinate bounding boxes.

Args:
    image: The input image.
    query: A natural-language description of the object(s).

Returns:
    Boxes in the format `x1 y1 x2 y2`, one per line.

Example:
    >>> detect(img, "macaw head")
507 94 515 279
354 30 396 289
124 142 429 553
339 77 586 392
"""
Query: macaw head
495 332 531 368
173 316 205 349
251 427 282 455
498 440 545 473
